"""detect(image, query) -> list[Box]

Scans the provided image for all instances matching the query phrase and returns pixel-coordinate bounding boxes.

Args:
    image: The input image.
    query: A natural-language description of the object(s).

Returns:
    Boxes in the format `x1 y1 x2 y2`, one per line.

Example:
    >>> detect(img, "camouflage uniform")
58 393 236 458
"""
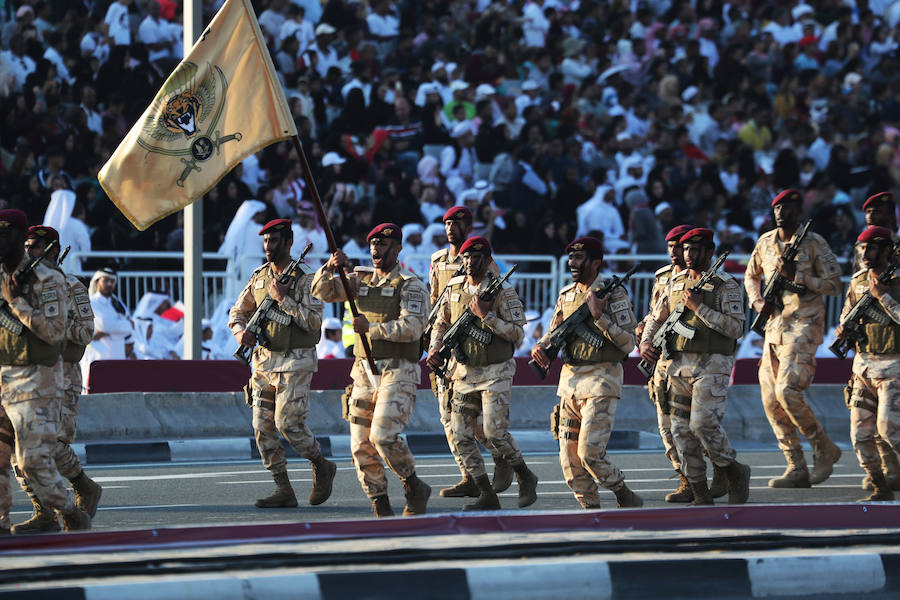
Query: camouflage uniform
229 262 324 472
642 269 744 484
745 230 842 476
0 413 11 530
537 273 637 507
430 271 526 479
312 263 427 499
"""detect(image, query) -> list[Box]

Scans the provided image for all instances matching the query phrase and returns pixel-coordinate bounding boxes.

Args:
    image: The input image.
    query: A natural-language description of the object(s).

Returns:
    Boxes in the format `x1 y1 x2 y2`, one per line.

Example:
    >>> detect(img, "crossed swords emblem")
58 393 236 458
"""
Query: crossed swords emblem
176 130 243 187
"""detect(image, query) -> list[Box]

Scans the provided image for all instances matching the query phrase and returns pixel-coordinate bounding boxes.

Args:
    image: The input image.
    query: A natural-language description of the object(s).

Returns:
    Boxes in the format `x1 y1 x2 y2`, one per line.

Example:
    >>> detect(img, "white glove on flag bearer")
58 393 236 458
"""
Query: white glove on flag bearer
98 0 297 231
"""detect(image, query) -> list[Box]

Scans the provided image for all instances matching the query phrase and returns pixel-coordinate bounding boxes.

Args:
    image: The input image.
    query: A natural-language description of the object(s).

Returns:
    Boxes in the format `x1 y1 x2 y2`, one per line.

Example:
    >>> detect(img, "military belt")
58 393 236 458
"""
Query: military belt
464 322 493 345
349 415 372 427
252 398 275 411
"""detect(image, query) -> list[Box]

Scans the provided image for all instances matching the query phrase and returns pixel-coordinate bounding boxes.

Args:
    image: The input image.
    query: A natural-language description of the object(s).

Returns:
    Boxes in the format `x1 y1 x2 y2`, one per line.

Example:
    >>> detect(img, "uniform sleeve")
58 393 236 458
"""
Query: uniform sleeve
693 278 744 340
428 287 452 353
278 272 323 333
641 284 672 347
227 273 258 334
67 278 94 346
428 260 439 305
369 277 428 342
482 286 525 346
878 289 900 325
743 242 764 306
9 270 67 346
641 276 664 326
536 295 565 349
839 279 857 322
795 237 842 296
310 265 358 303
596 285 636 354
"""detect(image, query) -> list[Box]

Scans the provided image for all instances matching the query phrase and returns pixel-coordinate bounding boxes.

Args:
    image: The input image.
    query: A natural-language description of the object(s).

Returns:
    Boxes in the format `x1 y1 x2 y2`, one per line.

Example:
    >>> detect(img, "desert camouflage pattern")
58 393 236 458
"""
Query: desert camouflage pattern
428 249 498 308
53 360 84 479
645 265 681 469
433 374 495 474
744 230 842 345
65 273 94 349
758 340 822 452
229 264 324 372
0 411 12 529
451 387 522 478
251 362 321 472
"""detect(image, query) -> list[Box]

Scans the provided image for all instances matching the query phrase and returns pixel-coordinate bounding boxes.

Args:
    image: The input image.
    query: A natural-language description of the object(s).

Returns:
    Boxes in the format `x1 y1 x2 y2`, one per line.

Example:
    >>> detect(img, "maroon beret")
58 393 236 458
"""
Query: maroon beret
459 236 492 256
857 226 894 244
26 225 59 242
772 189 802 207
366 222 403 243
443 206 472 222
665 224 693 242
863 192 894 211
0 209 27 230
679 227 715 244
565 236 604 255
258 218 292 236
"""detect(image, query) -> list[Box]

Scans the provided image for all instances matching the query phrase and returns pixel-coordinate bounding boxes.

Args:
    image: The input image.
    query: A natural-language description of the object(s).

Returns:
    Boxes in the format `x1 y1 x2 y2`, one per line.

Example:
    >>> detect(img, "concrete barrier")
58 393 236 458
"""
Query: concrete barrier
76 384 851 444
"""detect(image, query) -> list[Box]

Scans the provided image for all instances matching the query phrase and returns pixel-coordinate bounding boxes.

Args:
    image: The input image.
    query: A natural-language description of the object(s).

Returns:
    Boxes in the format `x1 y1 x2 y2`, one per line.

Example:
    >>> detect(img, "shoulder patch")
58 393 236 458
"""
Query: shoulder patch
672 270 688 281
654 264 673 276
431 247 449 262
398 267 420 281
447 274 466 287
252 263 268 275
559 282 576 294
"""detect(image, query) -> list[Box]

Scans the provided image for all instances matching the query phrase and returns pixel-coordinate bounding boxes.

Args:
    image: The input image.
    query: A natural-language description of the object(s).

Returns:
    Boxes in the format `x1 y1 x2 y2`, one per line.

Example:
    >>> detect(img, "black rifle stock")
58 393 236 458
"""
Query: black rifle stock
432 265 518 381
829 259 900 359
233 243 312 366
637 251 729 379
749 219 812 336
528 264 639 379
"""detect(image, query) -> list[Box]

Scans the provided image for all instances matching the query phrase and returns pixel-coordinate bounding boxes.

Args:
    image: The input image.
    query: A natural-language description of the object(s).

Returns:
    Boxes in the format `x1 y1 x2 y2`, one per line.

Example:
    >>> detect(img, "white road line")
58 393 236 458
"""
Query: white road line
9 503 202 516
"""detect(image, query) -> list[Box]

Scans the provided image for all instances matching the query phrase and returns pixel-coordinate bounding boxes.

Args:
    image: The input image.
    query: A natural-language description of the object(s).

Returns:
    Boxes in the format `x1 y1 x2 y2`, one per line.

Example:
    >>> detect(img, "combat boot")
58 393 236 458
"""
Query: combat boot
11 496 60 535
724 460 751 505
401 473 431 516
492 457 514 493
255 470 298 508
440 474 479 498
709 463 728 498
688 479 715 506
59 507 91 532
665 471 694 503
578 495 604 509
71 471 103 518
612 482 644 508
371 495 394 517
513 462 538 508
859 470 895 502
463 474 501 511
882 449 900 490
769 449 811 488
809 432 842 485
308 455 337 506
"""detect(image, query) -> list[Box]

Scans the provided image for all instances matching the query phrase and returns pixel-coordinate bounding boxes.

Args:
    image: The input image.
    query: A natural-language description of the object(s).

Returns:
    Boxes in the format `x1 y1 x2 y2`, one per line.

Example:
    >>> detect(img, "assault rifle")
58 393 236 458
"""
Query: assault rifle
829 258 900 359
749 219 812 336
233 243 312 366
57 245 70 267
637 251 729 379
528 264 639 379
0 240 59 335
423 264 465 342
432 264 518 381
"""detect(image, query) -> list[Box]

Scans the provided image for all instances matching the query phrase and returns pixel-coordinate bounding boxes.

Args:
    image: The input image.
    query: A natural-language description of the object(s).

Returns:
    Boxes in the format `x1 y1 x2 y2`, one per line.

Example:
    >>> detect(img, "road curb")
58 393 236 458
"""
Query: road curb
6 553 896 599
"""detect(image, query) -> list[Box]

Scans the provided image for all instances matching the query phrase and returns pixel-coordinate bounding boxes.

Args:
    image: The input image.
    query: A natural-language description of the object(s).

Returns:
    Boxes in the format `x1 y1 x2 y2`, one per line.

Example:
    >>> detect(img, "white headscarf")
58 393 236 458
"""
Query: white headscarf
219 200 266 261
399 223 428 276
420 222 447 257
44 189 75 233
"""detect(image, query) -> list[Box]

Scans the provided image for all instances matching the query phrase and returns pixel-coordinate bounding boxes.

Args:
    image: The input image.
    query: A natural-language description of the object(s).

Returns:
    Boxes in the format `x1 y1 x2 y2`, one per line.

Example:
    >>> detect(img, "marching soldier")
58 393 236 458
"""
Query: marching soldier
640 227 751 505
428 206 512 499
228 218 337 509
13 226 102 534
745 189 843 487
836 226 900 502
531 236 643 509
427 236 539 510
0 209 90 532
851 192 900 491
312 223 432 518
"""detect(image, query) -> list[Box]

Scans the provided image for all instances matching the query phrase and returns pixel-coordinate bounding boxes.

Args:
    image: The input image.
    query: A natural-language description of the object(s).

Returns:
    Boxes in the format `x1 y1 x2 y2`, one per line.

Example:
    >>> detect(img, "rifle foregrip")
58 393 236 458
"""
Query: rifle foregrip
233 345 252 366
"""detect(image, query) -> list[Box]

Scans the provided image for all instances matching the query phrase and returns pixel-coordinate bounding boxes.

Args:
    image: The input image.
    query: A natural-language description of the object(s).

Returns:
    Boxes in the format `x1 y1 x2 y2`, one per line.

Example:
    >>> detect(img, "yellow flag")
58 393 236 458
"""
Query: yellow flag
98 0 296 231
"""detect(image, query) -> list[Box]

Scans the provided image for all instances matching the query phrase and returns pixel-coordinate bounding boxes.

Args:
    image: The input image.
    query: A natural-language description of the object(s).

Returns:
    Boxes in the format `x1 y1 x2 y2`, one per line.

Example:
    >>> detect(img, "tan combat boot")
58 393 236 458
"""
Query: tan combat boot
688 479 715 506
724 461 751 505
463 474 501 511
769 449 811 488
859 469 895 502
71 471 103 518
440 474 480 498
255 470 298 508
578 494 604 509
665 471 694 503
612 482 644 508
371 495 394 517
59 506 91 532
11 495 60 535
492 457 514 493
401 473 431 516
709 463 728 498
308 455 337 506
513 462 539 508
809 433 842 485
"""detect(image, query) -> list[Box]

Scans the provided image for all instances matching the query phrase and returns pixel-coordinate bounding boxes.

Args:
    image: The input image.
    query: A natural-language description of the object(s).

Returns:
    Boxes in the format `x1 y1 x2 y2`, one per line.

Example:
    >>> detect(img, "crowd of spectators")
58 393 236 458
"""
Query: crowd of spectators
2 0 900 287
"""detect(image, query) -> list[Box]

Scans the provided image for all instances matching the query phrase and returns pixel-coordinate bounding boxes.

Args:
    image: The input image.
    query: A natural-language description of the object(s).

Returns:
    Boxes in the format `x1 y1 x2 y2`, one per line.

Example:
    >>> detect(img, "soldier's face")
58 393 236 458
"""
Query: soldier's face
369 237 400 270
865 203 893 227
263 232 290 262
462 251 489 279
667 241 684 267
683 243 711 271
861 241 889 269
445 218 470 246
567 250 601 283
774 200 800 229
24 238 46 259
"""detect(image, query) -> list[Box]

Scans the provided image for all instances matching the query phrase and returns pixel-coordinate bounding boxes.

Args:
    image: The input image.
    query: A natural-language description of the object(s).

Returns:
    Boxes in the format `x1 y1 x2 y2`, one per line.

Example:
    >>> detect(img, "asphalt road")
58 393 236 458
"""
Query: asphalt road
9 446 877 531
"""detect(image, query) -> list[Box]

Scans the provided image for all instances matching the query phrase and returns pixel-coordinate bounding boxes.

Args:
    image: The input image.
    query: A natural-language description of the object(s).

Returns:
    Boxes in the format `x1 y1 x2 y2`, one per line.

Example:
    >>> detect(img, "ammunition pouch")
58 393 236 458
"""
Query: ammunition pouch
670 394 692 419
452 391 481 418
341 383 353 422
559 416 581 441
250 387 275 411
347 393 374 427
551 403 561 440
850 386 878 414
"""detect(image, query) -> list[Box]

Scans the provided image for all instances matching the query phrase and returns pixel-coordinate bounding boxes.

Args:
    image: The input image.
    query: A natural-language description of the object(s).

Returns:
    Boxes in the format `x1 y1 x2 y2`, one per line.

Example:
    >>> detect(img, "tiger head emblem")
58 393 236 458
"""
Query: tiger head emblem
162 91 203 137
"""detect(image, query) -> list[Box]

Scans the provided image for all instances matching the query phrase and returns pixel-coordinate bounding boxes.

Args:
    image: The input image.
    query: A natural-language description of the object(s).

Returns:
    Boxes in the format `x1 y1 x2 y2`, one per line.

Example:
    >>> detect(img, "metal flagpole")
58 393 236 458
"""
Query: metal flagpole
183 0 203 360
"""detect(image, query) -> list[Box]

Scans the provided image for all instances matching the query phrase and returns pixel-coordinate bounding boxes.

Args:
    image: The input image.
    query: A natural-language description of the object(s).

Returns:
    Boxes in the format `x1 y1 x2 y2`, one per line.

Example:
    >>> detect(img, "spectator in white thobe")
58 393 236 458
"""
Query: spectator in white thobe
80 269 134 391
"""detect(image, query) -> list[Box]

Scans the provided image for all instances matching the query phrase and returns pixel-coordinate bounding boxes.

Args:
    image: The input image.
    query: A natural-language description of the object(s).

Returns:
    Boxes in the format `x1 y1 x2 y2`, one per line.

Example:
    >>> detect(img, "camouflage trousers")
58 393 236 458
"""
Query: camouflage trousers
53 361 84 480
433 374 495 477
650 364 680 472
0 412 12 529
759 341 823 453
558 393 625 505
349 360 418 498
451 388 522 479
251 368 321 473
2 363 74 513
849 374 900 470
668 372 737 482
